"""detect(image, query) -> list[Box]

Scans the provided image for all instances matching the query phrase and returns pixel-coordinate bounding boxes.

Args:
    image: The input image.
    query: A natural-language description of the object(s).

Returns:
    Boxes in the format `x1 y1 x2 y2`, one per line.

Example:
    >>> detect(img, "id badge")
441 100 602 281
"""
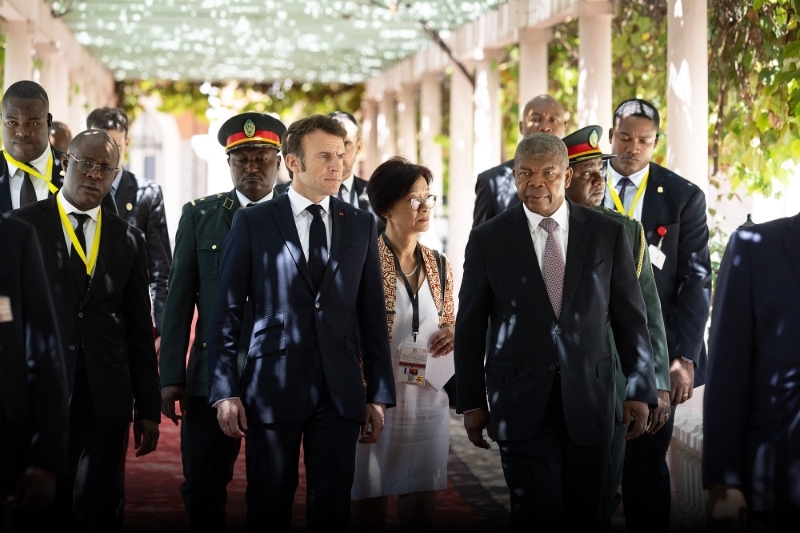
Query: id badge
396 345 428 386
648 244 667 270
0 296 12 323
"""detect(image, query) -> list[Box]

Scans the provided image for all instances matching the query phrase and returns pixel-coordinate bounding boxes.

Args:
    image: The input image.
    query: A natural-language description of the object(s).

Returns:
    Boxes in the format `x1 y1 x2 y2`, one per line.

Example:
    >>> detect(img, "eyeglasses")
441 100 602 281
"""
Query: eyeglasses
67 153 119 179
409 195 437 211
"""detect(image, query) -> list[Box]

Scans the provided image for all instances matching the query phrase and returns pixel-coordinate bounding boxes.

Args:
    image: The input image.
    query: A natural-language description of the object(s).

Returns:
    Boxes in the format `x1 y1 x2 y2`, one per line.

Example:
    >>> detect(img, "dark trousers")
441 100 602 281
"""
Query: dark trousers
601 419 628 526
621 404 676 531
180 396 241 531
244 387 360 531
498 380 611 530
0 418 33 530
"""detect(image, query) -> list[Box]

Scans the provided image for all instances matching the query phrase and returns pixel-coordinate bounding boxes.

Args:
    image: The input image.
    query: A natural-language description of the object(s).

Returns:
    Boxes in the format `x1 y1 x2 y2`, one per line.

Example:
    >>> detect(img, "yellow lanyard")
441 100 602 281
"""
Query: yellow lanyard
3 150 58 194
57 195 103 276
606 167 649 219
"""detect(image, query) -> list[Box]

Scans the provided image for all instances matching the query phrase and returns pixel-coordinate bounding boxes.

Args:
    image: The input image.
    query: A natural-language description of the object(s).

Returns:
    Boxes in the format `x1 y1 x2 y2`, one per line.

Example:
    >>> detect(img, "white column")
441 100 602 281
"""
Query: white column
68 69 87 137
667 0 709 193
473 49 501 176
377 91 396 163
576 1 614 144
361 98 379 179
448 63 474 298
420 74 444 201
397 83 418 162
37 45 70 121
518 27 551 117
3 22 34 93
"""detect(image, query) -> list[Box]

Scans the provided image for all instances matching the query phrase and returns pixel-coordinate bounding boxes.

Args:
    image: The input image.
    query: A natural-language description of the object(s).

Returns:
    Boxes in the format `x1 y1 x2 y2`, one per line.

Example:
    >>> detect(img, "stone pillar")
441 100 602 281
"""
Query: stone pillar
3 22 34 93
576 1 614 146
68 69 87 137
377 91 396 163
361 97 379 179
397 83 418 162
448 64 474 297
473 50 501 176
667 0 709 193
37 44 70 121
420 74 444 202
518 27 551 123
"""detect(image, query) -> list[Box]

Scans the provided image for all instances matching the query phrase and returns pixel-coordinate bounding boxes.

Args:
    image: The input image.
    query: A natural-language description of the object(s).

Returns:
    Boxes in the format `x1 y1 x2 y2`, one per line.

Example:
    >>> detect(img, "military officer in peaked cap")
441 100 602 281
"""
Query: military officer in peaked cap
562 126 670 527
159 112 286 530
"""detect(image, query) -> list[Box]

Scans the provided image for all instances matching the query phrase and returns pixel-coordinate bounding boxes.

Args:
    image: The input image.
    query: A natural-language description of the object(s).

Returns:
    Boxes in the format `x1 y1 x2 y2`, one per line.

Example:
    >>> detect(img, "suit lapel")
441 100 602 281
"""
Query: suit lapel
506 204 554 320
318 197 348 295
641 162 666 241
115 171 138 217
559 201 591 323
0 155 11 212
221 190 240 228
40 196 80 299
783 214 800 286
354 177 370 211
50 148 64 190
82 206 122 308
271 193 314 292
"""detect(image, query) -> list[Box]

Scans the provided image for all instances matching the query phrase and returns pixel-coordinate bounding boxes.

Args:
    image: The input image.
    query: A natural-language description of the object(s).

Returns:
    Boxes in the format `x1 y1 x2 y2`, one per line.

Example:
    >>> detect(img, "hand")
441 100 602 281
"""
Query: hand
464 409 493 449
133 419 159 457
429 327 455 358
216 398 248 439
360 403 386 444
154 335 162 358
647 390 672 434
670 358 695 406
622 400 649 440
707 485 748 530
6 468 56 510
160 384 188 426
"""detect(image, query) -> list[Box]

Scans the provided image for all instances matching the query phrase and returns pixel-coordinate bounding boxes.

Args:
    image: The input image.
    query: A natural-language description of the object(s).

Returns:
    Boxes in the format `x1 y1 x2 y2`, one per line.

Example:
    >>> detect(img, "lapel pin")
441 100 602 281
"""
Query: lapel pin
657 186 664 193
126 202 133 211
339 212 344 216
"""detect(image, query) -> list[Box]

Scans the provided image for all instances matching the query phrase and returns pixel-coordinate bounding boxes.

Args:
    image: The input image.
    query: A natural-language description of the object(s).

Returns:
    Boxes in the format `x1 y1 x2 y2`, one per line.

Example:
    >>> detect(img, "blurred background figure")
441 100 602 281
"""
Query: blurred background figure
49 121 73 153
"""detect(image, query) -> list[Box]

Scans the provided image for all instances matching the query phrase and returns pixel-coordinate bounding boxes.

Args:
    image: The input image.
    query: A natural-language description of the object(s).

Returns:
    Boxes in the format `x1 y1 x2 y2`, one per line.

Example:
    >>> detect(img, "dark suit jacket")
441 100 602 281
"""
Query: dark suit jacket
114 169 172 334
633 162 711 386
208 193 395 425
455 200 657 445
473 160 520 227
160 190 252 396
0 215 69 476
14 196 161 424
703 213 800 512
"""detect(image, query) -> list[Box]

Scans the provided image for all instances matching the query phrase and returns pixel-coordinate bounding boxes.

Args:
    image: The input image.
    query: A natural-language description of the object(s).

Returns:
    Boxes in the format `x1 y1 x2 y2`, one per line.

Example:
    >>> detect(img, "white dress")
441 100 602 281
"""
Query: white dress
350 277 451 500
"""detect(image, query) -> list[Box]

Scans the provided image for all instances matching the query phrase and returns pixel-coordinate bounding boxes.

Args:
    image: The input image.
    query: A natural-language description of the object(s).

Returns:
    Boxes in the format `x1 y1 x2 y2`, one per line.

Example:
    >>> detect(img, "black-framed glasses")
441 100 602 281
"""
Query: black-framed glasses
409 195 437 211
67 153 119 179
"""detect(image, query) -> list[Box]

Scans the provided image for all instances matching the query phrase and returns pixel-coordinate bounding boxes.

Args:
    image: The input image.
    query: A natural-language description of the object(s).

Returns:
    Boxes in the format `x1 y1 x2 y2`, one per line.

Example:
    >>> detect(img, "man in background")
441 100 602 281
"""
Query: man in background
49 121 72 153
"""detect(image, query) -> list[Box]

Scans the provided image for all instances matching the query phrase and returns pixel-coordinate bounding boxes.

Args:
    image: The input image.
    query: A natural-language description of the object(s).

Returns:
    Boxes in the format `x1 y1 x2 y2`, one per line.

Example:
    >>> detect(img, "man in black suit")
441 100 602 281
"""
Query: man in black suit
472 95 566 227
14 130 161 529
208 115 395 529
455 133 657 529
704 212 800 530
0 214 69 523
602 99 711 531
87 107 172 339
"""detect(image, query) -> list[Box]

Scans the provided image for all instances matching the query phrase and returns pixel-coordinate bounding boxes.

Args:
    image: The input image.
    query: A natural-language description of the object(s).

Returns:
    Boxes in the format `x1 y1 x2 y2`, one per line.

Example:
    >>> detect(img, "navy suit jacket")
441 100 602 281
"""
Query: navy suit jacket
207 193 395 425
472 160 520 227
455 201 657 445
703 213 800 512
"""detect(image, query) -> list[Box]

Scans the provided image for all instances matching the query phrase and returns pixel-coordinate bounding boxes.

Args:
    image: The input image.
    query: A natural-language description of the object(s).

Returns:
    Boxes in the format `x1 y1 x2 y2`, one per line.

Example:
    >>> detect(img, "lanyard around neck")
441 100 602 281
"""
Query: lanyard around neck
382 233 423 342
4 150 57 194
57 196 103 276
606 165 649 219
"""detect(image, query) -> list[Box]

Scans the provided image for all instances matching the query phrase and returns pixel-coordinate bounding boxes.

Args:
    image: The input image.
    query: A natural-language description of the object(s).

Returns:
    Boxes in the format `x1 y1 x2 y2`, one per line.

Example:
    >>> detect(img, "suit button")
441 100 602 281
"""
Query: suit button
203 342 207 348
212 244 217 250
315 302 320 309
554 327 562 335
78 312 84 318
549 364 555 371
68 345 76 351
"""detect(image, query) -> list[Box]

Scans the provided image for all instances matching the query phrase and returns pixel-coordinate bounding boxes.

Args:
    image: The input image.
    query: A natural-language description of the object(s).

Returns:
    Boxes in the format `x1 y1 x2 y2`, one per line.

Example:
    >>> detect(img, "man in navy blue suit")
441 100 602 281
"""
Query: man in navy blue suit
208 114 395 530
704 212 800 530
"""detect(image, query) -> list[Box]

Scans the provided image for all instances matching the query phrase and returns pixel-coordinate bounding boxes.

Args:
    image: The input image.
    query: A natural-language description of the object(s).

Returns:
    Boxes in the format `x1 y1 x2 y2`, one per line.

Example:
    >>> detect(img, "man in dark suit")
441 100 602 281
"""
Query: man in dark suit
87 107 172 338
14 130 161 529
49 121 72 153
160 112 286 530
455 133 657 529
208 115 395 529
602 99 712 531
472 95 566 227
704 213 800 530
0 214 69 523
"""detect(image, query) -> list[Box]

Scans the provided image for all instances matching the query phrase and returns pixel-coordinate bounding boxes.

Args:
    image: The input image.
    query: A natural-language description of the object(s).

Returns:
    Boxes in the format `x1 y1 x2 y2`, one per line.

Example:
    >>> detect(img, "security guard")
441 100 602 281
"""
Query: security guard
562 126 670 527
159 112 286 530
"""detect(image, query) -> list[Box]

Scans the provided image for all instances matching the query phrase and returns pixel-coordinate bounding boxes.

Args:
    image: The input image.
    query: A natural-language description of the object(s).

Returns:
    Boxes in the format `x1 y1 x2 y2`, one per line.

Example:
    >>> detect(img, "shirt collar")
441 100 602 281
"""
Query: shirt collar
523 198 570 233
7 144 53 177
236 188 274 209
607 161 649 189
110 167 124 194
57 190 102 222
340 174 355 193
287 184 331 217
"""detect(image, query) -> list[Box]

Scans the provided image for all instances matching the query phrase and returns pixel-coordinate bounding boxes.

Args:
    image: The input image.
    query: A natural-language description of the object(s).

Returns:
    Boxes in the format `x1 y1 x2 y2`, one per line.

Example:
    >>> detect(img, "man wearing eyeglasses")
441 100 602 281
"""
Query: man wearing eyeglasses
159 113 286 530
13 130 161 528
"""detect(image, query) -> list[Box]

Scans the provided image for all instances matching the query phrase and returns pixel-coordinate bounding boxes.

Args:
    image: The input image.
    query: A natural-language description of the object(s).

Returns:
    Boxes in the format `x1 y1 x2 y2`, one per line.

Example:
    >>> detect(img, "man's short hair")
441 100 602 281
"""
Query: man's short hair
515 133 569 169
2 81 49 109
284 115 347 171
613 99 660 130
86 107 130 136
328 111 360 140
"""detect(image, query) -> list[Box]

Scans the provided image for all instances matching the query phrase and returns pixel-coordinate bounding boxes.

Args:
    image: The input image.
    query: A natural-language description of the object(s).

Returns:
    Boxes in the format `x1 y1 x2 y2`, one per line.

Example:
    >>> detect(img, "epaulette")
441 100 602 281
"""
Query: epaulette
190 193 225 207
597 205 634 221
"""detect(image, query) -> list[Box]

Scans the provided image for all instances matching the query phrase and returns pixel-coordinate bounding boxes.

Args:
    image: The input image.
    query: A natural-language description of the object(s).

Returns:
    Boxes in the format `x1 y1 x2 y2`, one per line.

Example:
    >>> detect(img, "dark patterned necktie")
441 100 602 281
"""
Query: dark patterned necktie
306 204 328 292
618 177 633 206
19 171 38 207
246 202 256 207
70 214 91 298
539 217 565 319
337 184 345 202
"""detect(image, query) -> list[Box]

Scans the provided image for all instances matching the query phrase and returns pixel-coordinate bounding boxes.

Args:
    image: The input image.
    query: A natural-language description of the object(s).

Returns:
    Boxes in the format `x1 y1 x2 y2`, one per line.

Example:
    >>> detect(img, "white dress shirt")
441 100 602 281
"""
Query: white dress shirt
57 191 101 276
287 185 332 261
339 174 356 206
523 199 570 272
8 145 54 209
236 189 274 209
603 162 649 221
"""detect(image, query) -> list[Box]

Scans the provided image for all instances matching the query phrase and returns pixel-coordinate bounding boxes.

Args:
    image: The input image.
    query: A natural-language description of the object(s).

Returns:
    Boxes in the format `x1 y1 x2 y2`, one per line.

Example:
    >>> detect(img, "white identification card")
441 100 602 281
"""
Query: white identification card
0 296 13 323
648 244 667 270
396 345 428 386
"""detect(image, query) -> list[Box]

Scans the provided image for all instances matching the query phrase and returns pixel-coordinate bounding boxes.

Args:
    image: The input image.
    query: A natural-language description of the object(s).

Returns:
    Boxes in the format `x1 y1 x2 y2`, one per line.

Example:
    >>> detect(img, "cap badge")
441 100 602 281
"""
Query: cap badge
589 129 599 149
244 119 256 138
